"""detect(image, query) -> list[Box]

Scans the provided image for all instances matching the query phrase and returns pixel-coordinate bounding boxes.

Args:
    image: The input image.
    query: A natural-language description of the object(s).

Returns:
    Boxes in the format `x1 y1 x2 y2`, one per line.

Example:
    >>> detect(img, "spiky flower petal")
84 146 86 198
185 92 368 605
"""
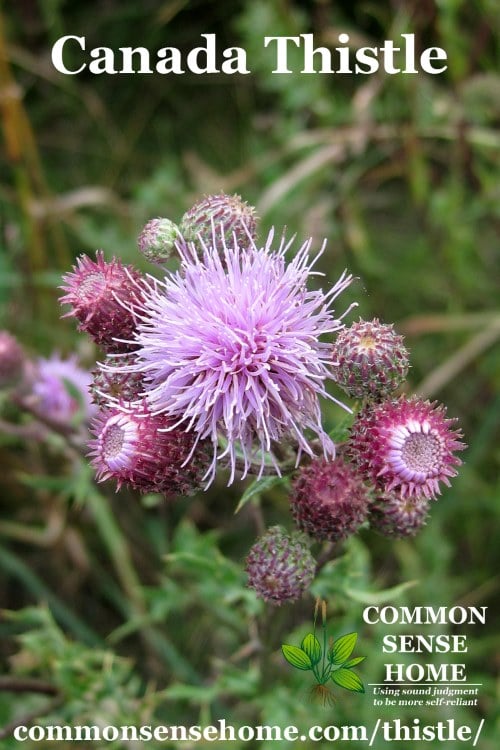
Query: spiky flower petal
31 354 95 424
59 252 145 353
290 457 370 541
180 193 258 254
88 403 211 497
121 231 355 484
245 526 316 605
138 218 180 264
349 397 466 500
331 318 409 399
0 331 26 389
369 492 430 538
91 354 144 407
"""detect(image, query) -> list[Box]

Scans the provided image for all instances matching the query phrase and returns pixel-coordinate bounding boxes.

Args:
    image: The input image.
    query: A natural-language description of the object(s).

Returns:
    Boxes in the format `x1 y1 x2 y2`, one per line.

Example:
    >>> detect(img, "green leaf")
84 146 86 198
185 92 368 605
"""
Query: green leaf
328 414 354 442
331 668 365 693
16 473 68 492
343 656 366 668
343 580 418 605
328 632 357 665
281 644 312 671
235 475 288 513
300 633 322 665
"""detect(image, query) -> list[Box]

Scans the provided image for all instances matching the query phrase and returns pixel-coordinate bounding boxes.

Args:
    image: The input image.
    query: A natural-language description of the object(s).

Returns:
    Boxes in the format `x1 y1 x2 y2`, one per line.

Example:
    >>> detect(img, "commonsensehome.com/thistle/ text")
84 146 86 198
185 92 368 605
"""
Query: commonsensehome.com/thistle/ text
11 718 484 744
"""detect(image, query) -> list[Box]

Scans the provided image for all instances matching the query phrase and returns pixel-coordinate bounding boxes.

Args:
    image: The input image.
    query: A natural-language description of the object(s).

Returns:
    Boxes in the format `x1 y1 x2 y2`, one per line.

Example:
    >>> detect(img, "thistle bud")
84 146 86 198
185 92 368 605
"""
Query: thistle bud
245 526 315 605
91 354 144 406
59 252 145 353
331 318 409 400
369 492 430 538
180 193 258 254
138 217 179 264
0 331 26 389
290 457 370 542
88 403 211 497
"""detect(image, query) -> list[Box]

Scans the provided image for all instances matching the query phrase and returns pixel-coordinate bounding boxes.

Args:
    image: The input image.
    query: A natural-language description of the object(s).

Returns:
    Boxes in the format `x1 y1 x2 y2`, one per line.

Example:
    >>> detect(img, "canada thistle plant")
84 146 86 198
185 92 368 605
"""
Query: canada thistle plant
58 191 467 605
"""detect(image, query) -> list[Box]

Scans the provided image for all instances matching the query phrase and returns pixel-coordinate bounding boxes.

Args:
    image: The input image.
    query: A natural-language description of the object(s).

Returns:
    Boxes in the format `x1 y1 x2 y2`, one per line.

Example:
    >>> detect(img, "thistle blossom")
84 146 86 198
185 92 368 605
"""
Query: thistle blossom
59 252 145 353
32 354 95 424
349 397 466 500
119 230 356 484
88 402 211 496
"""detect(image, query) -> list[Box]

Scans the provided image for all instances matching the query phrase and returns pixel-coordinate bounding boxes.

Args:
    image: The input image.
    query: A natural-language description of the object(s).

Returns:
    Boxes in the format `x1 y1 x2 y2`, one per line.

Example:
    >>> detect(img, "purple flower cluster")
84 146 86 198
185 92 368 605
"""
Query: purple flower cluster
56 192 467 606
60 193 357 498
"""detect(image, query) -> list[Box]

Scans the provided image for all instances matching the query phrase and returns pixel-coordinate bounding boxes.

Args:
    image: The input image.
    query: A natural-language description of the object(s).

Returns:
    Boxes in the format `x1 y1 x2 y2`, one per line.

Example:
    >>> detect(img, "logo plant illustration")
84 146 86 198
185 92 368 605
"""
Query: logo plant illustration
281 599 365 705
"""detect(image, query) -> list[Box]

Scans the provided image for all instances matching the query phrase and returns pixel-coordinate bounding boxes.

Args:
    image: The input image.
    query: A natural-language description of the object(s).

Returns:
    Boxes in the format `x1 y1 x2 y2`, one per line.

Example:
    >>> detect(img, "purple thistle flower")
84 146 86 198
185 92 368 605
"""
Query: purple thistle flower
32 354 96 424
59 251 145 353
349 397 466 500
88 402 211 497
120 230 356 484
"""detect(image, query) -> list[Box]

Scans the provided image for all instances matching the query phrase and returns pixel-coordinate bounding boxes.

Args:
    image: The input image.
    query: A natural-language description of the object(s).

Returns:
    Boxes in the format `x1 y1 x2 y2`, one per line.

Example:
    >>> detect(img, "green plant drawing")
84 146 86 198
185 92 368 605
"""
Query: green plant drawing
281 599 366 706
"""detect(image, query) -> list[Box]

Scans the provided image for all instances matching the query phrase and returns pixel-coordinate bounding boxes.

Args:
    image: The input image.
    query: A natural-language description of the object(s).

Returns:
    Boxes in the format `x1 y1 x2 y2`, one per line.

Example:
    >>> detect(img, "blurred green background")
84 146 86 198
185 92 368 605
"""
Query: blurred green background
0 1 498 748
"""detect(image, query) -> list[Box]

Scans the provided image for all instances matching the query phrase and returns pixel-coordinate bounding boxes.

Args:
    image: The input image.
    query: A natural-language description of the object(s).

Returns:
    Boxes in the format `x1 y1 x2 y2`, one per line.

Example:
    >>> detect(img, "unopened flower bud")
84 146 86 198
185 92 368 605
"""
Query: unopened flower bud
59 252 145 353
290 457 370 542
369 491 430 538
138 218 179 264
180 193 258 254
245 526 315 605
91 354 143 406
331 318 409 399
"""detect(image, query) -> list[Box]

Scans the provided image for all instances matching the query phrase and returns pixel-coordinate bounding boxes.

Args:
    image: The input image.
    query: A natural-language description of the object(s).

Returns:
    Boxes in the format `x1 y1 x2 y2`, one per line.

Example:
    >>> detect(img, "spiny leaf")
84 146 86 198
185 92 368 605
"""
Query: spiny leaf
281 644 312 671
300 633 322 665
331 668 365 693
328 632 357 665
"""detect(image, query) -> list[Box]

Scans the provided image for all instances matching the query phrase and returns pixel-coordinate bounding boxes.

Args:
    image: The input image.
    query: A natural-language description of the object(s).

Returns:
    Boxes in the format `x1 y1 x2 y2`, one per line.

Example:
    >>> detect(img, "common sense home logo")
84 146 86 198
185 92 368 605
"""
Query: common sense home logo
281 600 366 706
